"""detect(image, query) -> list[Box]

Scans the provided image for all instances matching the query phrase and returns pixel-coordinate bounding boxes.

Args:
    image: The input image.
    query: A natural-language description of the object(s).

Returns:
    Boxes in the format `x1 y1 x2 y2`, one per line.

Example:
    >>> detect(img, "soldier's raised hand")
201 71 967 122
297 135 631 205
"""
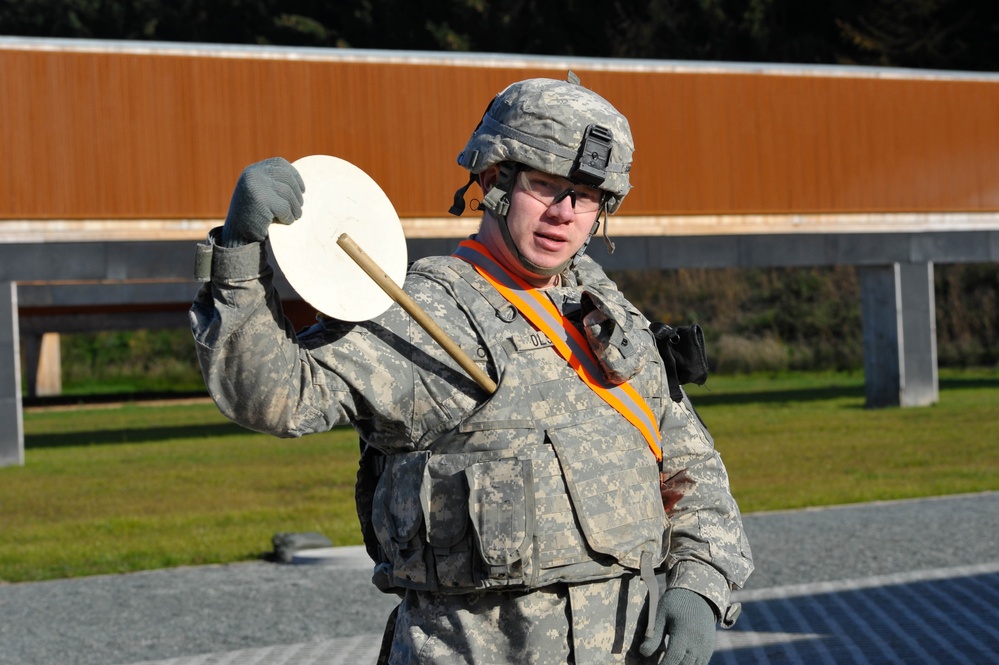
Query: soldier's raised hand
220 157 305 248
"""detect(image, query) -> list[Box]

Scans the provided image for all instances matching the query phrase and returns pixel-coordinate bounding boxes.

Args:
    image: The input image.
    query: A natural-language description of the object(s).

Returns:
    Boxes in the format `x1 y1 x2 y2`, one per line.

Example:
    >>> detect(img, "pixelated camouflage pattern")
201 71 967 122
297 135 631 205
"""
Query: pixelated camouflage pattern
567 575 656 664
368 254 666 590
659 393 755 622
389 577 655 665
580 283 648 384
389 585 572 665
189 234 753 659
457 77 634 212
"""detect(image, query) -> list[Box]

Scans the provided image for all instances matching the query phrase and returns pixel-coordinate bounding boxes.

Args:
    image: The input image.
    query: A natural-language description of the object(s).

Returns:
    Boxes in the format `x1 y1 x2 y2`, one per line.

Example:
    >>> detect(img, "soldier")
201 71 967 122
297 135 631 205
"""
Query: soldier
190 75 753 664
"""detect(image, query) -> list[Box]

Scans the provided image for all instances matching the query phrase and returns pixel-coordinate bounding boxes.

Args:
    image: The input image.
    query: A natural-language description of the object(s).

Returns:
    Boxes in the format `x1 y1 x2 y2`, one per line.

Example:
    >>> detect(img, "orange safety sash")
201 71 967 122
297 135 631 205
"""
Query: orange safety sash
453 239 663 461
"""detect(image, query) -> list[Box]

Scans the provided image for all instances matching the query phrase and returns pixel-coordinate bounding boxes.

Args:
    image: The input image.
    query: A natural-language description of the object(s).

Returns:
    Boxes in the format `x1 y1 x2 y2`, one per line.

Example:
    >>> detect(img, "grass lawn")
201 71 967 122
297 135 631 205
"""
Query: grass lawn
690 368 999 511
3 403 363 582
1 368 996 583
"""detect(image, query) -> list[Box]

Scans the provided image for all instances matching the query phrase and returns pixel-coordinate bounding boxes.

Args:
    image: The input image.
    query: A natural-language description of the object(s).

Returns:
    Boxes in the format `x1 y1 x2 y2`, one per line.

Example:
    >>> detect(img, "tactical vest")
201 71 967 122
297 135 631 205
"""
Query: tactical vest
364 256 669 594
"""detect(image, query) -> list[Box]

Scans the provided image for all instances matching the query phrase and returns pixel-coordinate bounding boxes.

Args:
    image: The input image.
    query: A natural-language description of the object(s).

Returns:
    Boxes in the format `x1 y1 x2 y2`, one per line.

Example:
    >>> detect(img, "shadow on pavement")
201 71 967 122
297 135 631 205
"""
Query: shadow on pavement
715 565 999 664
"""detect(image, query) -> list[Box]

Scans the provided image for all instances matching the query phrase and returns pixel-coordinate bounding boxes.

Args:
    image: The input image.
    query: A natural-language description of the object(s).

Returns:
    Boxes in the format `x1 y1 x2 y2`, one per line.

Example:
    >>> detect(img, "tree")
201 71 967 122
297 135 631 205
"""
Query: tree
837 0 999 71
3 0 998 71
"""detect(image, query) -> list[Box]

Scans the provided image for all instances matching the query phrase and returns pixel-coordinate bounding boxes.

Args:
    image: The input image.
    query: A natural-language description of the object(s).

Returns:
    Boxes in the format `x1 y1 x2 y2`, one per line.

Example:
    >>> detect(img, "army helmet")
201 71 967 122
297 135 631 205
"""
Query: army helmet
450 74 635 276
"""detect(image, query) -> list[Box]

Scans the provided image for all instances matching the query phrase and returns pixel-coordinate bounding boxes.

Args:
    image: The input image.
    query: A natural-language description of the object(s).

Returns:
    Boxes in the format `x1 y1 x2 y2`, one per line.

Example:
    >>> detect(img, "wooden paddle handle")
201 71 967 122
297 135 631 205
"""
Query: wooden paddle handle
337 233 498 394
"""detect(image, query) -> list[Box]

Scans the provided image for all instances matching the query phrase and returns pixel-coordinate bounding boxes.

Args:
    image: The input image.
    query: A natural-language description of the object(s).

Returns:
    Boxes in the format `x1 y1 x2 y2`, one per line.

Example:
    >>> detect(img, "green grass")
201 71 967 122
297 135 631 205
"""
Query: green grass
690 368 999 510
2 368 997 583
3 403 363 582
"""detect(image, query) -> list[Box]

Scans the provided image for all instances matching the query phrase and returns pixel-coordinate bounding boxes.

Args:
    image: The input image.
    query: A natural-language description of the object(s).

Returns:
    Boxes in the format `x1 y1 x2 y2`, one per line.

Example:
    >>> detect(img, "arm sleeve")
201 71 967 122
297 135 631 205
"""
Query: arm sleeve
189 236 362 437
570 254 753 618
188 234 486 450
660 392 755 625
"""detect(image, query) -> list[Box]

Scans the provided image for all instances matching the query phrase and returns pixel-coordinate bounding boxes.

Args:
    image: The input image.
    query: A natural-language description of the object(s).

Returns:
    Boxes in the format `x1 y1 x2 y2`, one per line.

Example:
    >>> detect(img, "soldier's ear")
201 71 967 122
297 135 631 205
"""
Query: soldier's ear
478 165 501 194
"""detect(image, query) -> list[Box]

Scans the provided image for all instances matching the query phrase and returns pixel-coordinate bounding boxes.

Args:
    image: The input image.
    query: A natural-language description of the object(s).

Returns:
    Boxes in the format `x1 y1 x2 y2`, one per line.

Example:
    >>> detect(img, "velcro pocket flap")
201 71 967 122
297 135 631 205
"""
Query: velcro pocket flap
465 458 530 569
426 456 470 549
384 450 430 544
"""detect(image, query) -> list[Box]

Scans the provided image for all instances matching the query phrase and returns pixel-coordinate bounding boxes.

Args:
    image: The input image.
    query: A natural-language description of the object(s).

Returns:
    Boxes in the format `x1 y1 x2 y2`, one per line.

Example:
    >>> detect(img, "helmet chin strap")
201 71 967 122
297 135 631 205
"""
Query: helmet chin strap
480 164 601 279
570 218 602 270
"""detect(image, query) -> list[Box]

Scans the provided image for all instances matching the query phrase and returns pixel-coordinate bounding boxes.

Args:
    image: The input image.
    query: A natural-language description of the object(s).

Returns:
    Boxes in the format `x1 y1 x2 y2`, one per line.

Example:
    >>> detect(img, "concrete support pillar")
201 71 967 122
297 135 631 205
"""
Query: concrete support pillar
23 332 63 397
859 262 939 408
898 262 939 406
1 281 24 466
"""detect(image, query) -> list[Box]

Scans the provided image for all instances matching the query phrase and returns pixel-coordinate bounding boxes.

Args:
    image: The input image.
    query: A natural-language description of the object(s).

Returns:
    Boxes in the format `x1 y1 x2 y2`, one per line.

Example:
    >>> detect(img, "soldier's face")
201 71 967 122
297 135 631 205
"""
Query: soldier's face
478 167 600 288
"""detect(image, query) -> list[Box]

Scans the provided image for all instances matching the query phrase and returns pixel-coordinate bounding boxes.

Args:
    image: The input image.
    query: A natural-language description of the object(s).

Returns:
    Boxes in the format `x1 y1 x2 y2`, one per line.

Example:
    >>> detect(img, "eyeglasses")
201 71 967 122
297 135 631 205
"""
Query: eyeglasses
517 171 604 214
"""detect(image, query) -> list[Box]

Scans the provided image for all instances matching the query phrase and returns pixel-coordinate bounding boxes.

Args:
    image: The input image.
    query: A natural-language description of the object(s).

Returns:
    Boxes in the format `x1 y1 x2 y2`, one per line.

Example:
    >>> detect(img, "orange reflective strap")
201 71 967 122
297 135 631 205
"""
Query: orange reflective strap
453 240 663 462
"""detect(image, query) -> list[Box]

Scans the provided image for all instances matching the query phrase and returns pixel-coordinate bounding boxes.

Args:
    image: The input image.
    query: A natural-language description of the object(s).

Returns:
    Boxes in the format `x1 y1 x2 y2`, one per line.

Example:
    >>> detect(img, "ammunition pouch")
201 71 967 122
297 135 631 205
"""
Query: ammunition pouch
367 437 666 595
369 449 532 593
649 323 709 403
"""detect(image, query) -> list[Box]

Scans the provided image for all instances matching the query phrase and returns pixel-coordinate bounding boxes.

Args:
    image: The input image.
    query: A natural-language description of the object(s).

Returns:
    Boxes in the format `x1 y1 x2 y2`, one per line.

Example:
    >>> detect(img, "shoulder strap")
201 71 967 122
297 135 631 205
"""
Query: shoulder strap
453 239 662 461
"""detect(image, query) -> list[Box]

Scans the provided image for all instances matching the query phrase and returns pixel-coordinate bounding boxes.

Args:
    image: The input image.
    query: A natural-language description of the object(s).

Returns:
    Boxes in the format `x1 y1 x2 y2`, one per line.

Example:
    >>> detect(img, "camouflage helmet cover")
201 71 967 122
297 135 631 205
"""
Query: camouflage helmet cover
456 77 634 213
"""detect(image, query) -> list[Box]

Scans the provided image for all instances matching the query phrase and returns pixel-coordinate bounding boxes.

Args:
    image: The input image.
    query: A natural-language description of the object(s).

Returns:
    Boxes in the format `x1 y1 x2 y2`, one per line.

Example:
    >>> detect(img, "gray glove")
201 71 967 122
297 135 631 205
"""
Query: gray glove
220 157 305 248
639 588 716 664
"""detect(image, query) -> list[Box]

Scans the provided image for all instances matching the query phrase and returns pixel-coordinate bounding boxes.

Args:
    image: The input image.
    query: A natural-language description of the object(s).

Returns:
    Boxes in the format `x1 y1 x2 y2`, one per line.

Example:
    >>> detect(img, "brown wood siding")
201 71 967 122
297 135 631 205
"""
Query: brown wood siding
2 45 998 220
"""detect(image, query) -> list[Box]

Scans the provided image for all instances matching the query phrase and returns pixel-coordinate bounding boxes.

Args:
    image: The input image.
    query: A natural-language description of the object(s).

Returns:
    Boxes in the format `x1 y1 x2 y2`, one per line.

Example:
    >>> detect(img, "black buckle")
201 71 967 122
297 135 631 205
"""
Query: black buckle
570 124 613 187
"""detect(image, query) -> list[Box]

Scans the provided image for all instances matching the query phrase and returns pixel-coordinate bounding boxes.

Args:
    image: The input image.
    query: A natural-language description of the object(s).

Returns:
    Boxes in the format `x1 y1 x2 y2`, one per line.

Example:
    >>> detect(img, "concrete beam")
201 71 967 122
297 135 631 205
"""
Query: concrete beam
16 281 201 309
1 281 24 467
19 311 191 336
859 263 939 408
4 230 998 284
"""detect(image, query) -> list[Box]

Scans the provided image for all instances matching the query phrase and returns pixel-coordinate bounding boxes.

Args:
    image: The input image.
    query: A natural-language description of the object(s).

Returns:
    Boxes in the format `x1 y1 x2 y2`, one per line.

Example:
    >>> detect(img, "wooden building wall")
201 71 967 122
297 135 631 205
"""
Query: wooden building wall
2 39 999 223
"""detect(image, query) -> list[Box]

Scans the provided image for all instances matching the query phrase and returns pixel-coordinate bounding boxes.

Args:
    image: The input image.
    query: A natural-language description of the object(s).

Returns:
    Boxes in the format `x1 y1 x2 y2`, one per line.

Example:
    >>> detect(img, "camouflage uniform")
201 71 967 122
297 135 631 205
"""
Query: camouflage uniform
190 231 753 664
